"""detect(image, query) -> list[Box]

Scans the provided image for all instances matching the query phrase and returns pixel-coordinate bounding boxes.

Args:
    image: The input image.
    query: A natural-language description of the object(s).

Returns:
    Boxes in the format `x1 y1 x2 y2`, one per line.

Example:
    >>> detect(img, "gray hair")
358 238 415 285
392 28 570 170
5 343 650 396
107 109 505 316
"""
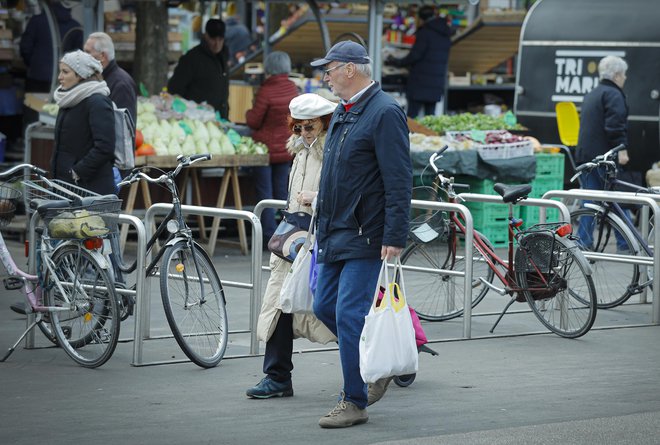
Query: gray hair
264 51 291 76
354 63 372 78
87 32 116 61
598 56 627 81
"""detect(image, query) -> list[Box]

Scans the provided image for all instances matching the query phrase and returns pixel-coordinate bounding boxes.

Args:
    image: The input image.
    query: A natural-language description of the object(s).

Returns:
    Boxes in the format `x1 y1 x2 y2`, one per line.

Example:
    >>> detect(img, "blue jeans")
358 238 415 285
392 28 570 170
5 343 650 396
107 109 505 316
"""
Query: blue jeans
313 258 382 409
577 168 630 251
253 163 291 238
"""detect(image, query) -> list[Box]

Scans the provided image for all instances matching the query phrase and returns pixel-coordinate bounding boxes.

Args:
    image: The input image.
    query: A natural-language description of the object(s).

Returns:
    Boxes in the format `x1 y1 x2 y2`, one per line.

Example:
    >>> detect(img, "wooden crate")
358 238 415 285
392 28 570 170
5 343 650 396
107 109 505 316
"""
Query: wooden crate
228 83 256 124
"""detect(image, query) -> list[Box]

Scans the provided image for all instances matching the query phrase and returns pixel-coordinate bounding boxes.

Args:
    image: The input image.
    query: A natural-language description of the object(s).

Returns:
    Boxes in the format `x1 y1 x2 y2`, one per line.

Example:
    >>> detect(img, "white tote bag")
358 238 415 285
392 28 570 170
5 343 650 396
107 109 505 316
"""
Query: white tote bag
359 258 419 383
279 212 315 314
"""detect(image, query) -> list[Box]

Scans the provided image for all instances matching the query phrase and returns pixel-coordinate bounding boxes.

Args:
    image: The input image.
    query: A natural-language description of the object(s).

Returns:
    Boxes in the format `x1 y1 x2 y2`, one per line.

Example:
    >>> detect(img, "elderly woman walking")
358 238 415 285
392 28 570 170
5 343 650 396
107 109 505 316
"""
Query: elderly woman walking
53 49 116 195
246 93 338 399
245 51 300 242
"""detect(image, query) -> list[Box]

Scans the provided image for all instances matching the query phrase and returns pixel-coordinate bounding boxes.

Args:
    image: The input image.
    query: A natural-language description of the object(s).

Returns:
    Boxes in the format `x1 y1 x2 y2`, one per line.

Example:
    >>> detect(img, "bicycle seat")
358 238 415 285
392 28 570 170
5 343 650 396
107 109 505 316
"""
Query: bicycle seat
493 183 533 203
75 194 119 207
31 198 71 213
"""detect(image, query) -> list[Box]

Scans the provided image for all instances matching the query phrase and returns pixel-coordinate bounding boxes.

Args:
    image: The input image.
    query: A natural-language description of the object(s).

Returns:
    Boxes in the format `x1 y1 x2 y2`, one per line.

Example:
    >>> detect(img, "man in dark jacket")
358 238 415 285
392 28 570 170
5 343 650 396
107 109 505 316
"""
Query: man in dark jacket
576 55 630 250
387 5 451 118
168 19 230 119
20 2 82 92
310 41 412 428
84 32 138 123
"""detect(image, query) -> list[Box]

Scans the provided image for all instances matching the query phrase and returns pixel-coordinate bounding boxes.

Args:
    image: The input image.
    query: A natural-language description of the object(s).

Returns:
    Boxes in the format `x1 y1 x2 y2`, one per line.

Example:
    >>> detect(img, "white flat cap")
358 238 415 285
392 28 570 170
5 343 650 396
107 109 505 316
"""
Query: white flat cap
289 93 337 120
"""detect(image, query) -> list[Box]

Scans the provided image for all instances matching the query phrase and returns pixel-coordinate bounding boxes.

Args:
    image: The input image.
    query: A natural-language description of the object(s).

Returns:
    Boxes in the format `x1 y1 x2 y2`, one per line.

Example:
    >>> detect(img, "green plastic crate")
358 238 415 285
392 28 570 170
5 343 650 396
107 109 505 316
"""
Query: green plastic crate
530 177 564 198
535 153 565 178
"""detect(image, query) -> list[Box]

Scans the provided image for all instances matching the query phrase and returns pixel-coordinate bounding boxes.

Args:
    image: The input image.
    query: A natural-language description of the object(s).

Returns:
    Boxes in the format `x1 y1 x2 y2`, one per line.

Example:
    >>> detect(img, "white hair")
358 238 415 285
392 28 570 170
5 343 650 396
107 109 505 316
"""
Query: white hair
598 56 627 81
87 32 116 61
354 63 372 78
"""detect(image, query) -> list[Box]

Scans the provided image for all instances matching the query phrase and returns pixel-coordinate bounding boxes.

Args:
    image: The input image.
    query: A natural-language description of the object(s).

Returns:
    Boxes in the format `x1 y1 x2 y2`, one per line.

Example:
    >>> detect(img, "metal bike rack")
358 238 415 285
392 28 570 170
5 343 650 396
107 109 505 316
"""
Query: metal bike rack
254 199 475 338
135 204 263 366
24 213 147 354
543 189 660 324
457 194 571 222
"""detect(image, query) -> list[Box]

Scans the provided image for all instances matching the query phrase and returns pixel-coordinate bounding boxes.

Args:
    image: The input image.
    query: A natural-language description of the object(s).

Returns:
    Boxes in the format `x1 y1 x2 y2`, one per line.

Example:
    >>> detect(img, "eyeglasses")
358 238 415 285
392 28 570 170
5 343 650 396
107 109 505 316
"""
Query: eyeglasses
323 63 347 76
293 123 317 133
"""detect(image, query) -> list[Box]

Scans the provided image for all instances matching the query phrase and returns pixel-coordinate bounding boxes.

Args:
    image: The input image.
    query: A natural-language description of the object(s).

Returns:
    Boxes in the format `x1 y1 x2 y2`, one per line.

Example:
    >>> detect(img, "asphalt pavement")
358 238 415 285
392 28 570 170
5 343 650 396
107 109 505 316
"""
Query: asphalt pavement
1 236 660 445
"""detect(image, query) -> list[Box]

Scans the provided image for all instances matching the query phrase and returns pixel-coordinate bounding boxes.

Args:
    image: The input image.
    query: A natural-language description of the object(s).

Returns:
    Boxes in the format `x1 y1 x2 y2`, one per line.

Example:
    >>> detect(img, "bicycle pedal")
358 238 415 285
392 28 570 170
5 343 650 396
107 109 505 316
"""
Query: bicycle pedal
3 277 23 291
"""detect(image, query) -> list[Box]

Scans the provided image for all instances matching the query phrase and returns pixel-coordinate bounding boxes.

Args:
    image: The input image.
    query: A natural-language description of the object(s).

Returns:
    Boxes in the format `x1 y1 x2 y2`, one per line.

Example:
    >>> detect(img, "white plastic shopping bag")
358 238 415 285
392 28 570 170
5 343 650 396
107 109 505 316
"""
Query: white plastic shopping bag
359 258 419 383
279 212 315 314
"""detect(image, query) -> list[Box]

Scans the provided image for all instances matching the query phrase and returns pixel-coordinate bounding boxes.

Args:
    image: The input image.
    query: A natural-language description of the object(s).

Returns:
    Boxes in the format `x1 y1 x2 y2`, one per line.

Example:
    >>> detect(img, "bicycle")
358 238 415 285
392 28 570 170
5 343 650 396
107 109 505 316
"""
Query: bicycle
115 154 228 368
0 164 121 367
569 143 656 308
400 147 598 338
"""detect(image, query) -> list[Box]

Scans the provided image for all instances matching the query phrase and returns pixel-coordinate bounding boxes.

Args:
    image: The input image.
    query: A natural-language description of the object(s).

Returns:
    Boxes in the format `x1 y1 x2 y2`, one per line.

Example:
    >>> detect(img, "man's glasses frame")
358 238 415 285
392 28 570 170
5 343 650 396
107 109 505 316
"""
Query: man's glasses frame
323 63 347 76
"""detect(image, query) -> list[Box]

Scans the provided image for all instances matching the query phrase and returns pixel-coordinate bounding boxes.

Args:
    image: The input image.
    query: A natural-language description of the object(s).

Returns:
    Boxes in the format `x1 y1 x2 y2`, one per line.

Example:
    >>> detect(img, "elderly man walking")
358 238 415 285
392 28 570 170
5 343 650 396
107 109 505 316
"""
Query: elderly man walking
310 41 412 428
84 32 137 122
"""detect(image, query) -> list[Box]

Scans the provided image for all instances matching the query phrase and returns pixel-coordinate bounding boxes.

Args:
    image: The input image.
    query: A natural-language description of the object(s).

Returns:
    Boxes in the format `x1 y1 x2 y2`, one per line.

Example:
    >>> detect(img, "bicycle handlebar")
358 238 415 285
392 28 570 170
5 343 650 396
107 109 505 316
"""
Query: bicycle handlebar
117 154 212 188
0 163 49 180
569 144 626 183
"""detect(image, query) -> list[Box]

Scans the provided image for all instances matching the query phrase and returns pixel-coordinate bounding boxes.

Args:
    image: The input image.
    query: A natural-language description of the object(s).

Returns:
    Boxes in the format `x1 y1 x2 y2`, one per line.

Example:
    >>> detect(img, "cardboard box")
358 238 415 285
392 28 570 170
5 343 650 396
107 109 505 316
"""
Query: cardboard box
24 93 51 112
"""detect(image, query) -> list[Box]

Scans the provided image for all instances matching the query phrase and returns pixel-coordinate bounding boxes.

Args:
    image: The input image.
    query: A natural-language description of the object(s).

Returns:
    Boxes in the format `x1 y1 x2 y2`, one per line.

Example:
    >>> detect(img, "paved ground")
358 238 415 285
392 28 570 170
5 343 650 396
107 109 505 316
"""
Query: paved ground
1 236 660 445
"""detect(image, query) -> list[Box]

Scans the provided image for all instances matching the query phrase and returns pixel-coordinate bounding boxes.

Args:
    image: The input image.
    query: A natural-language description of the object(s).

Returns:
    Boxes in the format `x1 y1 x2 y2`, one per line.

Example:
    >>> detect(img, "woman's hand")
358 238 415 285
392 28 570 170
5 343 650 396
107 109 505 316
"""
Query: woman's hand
296 190 317 206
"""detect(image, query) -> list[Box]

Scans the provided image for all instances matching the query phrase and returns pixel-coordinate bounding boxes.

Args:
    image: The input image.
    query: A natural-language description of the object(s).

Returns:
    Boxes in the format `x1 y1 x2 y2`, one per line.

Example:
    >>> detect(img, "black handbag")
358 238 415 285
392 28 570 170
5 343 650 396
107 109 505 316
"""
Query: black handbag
267 210 312 262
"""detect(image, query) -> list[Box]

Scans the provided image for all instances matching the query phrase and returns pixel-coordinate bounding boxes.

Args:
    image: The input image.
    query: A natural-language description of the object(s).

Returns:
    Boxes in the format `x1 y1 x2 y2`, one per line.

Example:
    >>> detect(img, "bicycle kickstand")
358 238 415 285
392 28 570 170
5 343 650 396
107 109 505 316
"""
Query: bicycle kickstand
489 295 517 333
0 319 40 362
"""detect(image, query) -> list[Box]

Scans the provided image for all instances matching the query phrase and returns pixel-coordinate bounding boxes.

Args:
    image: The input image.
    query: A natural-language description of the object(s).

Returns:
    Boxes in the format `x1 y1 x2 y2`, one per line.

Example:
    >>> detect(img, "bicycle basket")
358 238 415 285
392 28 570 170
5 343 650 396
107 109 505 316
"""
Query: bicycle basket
0 184 22 227
40 198 122 239
22 179 100 211
410 186 447 244
515 232 563 301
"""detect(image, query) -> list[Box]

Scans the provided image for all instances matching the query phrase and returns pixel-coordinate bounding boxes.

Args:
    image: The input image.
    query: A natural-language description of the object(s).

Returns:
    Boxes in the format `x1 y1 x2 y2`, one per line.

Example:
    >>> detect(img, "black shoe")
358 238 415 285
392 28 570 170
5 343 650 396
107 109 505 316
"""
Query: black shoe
10 302 26 315
246 377 293 399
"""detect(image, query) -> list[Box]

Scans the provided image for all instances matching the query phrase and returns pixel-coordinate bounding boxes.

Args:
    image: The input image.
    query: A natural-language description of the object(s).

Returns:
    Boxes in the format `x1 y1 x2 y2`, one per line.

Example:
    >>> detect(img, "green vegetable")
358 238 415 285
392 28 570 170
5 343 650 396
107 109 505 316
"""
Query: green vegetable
419 113 525 133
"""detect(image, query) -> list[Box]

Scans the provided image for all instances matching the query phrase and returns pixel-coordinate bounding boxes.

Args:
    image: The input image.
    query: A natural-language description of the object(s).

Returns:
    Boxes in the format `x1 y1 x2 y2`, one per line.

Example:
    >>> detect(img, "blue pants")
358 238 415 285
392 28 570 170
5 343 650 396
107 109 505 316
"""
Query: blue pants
253 163 290 239
313 258 382 409
577 168 630 250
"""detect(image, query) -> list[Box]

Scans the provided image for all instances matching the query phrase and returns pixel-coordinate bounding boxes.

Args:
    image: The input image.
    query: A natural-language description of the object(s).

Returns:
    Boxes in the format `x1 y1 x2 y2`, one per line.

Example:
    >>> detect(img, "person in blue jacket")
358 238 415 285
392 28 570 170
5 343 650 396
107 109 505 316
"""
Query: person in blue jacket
309 41 412 428
387 5 451 118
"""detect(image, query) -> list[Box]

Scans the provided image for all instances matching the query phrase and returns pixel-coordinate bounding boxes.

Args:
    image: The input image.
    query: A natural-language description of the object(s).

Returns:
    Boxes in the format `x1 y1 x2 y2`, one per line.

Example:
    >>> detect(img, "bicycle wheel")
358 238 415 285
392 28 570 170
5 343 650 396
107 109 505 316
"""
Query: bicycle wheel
399 229 495 321
160 241 228 368
44 244 120 367
516 233 597 338
570 208 640 308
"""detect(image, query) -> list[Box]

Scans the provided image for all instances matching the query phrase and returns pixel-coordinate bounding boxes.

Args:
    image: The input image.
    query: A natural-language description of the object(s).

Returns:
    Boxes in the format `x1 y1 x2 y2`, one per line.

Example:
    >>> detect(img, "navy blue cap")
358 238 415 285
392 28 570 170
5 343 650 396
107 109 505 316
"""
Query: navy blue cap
310 41 371 67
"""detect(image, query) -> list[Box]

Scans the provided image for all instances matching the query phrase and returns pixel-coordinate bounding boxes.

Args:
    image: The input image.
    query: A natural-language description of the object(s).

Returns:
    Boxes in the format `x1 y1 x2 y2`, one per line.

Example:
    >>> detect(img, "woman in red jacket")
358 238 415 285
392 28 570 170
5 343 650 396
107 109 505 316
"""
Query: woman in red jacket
245 51 300 240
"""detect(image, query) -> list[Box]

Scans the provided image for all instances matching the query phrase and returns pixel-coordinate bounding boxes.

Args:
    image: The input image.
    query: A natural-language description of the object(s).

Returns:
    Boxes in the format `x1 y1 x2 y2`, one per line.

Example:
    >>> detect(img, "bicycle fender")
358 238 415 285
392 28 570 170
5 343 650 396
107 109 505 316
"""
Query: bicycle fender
164 236 187 248
53 241 110 269
556 235 593 275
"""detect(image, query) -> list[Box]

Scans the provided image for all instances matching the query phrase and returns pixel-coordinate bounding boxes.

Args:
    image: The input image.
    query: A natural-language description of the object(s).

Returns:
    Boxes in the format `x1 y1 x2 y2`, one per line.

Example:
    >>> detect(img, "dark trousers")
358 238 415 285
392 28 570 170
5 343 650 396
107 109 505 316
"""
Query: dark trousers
407 99 437 118
254 162 291 239
262 312 293 382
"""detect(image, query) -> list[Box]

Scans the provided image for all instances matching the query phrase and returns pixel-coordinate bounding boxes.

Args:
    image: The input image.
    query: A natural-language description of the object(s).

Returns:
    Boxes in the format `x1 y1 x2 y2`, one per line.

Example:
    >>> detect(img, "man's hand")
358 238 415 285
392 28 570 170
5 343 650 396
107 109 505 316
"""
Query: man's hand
381 245 403 260
618 149 630 165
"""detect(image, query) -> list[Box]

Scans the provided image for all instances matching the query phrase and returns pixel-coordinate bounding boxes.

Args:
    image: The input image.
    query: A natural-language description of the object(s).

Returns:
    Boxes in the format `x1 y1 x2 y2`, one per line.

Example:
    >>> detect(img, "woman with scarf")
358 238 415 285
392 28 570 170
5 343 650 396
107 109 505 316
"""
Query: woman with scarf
53 50 116 195
246 93 338 399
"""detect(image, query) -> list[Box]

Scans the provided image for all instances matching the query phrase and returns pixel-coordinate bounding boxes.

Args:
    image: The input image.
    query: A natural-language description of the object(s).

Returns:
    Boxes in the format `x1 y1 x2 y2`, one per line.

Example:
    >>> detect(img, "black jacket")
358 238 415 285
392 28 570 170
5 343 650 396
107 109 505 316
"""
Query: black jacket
53 93 116 195
316 83 412 263
576 79 629 164
394 17 451 102
103 59 137 123
167 40 230 119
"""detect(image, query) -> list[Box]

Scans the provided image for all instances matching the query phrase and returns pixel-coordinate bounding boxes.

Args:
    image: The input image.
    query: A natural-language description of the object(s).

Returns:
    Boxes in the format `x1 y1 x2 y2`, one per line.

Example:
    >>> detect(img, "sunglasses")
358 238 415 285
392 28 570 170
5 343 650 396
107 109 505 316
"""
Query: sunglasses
293 123 316 133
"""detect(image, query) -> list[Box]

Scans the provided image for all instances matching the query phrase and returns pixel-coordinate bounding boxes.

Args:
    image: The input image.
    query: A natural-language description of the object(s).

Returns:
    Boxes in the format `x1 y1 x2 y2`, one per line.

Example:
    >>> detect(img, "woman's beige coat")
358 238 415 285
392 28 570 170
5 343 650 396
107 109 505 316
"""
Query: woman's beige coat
256 133 336 344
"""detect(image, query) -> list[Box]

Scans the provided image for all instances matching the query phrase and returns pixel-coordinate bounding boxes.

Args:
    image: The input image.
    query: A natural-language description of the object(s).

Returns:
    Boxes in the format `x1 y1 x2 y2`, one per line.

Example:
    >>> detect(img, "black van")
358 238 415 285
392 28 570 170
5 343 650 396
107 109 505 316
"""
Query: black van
514 0 660 175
